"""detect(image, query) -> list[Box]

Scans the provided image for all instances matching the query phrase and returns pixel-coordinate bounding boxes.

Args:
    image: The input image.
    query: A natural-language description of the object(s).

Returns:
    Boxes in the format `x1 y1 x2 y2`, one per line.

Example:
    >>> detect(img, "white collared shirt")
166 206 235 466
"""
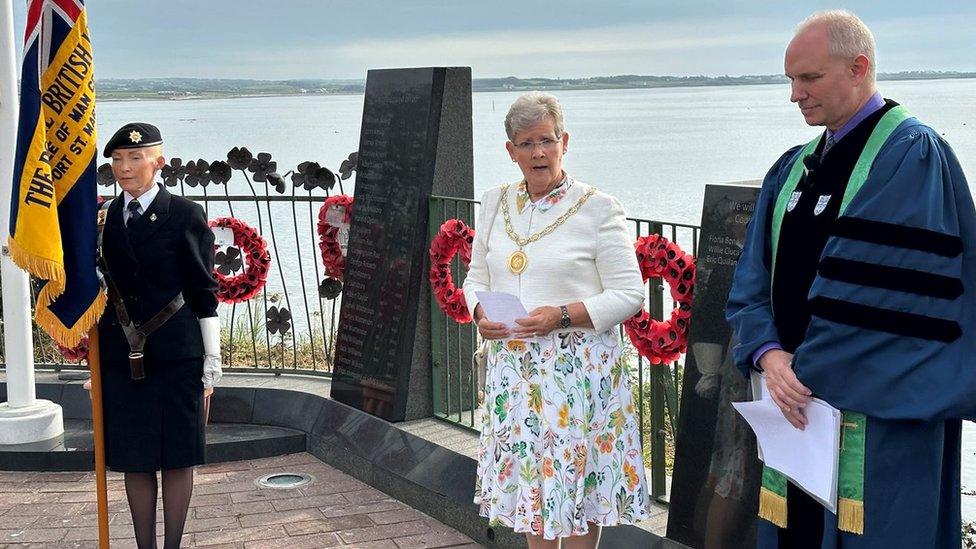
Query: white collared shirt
123 184 160 224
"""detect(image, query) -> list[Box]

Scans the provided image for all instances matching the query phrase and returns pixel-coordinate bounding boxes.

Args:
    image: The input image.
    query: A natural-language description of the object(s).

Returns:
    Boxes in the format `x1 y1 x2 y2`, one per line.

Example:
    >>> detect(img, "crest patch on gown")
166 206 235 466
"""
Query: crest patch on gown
814 194 831 216
787 191 802 212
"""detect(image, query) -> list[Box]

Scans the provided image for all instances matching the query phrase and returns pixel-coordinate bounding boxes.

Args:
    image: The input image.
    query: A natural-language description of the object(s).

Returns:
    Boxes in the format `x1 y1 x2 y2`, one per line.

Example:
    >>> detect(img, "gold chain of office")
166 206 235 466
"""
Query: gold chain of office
500 183 596 274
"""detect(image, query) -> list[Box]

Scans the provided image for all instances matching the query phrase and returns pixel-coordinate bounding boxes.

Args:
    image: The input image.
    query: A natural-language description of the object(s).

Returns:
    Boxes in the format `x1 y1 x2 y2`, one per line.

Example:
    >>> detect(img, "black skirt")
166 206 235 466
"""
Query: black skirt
100 356 206 473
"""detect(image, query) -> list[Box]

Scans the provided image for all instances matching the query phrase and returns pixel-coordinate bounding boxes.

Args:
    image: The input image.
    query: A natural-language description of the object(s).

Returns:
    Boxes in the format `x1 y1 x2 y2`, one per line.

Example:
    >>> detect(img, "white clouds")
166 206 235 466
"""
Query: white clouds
9 1 974 79
331 20 792 77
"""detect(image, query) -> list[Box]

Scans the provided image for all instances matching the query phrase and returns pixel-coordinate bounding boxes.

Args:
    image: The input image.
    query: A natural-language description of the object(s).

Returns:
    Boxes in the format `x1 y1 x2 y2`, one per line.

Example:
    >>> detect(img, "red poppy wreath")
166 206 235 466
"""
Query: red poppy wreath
428 219 476 324
57 337 90 363
624 234 696 364
318 195 354 280
209 217 271 304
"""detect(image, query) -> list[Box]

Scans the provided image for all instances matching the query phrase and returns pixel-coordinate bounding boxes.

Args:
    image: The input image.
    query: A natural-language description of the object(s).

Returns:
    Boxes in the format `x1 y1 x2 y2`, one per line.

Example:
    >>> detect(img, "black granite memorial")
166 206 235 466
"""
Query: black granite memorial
330 67 474 422
667 183 763 548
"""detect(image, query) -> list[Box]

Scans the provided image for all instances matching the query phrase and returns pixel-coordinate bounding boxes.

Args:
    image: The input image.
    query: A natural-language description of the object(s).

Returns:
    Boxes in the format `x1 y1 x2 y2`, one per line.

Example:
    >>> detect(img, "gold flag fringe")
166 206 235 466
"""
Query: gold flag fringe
8 236 107 348
759 487 788 529
7 236 66 290
34 290 107 349
838 497 864 535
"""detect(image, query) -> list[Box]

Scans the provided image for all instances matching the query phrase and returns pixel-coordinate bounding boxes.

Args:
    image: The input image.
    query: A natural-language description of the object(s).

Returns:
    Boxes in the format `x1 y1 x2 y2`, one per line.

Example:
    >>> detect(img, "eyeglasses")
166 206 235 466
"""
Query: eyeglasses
513 138 560 153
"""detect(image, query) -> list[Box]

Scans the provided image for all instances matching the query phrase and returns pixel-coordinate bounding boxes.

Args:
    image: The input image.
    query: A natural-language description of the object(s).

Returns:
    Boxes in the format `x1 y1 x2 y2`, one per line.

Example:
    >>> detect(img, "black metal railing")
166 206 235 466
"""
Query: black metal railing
17 147 358 376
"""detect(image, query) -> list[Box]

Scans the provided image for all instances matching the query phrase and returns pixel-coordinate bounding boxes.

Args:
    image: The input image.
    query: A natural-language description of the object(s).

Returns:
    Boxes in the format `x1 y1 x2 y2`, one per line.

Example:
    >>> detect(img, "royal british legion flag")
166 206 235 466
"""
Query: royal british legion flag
9 0 104 346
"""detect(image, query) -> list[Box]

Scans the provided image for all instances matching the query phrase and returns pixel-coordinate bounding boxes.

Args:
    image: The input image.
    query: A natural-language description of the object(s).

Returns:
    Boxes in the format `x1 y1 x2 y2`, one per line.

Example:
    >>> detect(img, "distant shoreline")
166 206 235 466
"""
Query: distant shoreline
96 72 976 102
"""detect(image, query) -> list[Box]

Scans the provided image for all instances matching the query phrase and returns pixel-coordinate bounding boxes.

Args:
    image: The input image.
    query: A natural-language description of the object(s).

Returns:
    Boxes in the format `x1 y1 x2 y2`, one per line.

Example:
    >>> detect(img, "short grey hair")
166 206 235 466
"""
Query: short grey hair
797 10 877 81
504 91 565 141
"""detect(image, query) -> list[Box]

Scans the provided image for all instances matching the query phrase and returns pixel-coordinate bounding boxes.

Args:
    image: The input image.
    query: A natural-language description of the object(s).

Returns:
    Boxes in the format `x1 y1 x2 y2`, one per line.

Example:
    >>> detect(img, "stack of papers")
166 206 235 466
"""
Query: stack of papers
475 291 528 330
732 374 842 513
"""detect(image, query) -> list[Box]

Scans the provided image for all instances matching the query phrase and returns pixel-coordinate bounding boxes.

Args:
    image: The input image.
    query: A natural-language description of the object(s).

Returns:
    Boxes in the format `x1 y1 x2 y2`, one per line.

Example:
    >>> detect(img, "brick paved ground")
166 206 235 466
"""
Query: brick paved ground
0 453 482 548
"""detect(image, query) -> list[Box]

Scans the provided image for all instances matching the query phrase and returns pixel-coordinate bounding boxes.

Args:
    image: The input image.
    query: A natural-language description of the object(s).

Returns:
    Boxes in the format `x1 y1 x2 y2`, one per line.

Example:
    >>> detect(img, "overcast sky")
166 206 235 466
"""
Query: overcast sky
9 1 975 80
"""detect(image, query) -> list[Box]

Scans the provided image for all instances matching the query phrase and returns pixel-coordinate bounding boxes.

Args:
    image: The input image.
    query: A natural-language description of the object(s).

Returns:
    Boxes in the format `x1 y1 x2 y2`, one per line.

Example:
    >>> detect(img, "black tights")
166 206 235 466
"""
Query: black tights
124 468 194 549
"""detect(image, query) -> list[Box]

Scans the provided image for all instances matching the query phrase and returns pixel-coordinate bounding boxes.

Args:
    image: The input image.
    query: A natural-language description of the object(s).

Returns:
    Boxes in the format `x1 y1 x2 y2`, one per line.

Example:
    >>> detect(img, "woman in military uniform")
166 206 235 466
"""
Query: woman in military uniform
97 122 222 549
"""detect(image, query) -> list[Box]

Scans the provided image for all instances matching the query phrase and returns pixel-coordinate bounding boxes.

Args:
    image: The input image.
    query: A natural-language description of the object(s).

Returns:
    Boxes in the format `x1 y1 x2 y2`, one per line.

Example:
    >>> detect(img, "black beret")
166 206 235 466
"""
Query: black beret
103 122 163 157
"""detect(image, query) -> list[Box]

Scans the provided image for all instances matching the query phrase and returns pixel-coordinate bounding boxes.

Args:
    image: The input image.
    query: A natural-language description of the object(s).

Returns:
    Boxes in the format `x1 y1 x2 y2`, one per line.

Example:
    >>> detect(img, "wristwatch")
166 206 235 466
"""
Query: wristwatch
559 305 571 329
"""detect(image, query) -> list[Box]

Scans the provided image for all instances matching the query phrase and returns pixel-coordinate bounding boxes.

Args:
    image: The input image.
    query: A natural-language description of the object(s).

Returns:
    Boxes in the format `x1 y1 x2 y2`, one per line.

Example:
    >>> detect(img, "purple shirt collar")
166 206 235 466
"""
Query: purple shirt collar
827 92 884 143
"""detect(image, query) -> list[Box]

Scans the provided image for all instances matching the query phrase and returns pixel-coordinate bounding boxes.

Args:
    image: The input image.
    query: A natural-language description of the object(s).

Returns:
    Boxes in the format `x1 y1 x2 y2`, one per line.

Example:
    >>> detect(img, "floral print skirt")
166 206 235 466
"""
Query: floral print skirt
474 330 650 540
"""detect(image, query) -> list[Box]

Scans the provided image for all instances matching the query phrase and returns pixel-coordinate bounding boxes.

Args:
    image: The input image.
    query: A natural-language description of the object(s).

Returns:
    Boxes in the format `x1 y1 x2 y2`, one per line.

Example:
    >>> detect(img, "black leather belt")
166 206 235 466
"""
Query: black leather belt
106 279 184 380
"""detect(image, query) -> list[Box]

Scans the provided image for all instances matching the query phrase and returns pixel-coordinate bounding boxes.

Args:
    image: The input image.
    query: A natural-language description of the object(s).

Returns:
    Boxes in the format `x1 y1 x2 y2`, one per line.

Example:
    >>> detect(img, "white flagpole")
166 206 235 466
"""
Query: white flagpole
0 0 63 444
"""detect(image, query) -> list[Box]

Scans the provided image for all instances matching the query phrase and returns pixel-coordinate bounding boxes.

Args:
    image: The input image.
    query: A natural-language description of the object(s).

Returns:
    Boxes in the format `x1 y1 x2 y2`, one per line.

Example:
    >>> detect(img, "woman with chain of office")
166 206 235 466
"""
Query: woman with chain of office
462 92 650 548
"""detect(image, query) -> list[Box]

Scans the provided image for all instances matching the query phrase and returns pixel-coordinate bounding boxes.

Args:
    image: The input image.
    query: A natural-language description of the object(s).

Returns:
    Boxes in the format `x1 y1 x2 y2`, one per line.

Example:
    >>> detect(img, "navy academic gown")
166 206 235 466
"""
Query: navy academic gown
727 114 976 548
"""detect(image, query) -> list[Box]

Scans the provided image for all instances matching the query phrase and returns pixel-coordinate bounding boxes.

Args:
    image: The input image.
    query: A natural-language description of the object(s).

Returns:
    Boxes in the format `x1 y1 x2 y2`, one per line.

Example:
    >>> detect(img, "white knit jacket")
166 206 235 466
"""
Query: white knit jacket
462 178 645 334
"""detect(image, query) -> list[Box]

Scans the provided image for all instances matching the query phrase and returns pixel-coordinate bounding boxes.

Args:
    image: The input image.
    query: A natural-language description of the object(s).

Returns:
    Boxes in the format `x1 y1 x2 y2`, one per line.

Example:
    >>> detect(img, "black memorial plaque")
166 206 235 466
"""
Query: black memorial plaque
667 183 763 549
330 67 473 422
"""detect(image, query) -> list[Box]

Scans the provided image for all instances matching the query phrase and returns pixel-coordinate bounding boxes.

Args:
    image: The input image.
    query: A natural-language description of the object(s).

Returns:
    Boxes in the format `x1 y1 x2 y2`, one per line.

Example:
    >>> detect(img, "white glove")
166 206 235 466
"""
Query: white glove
200 316 222 389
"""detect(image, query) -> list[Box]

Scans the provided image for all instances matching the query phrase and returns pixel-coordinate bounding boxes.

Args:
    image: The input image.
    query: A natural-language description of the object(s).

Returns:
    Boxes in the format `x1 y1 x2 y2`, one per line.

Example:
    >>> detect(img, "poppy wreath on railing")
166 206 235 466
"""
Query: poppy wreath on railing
624 234 696 364
58 337 89 363
318 195 354 280
428 219 476 323
209 217 271 304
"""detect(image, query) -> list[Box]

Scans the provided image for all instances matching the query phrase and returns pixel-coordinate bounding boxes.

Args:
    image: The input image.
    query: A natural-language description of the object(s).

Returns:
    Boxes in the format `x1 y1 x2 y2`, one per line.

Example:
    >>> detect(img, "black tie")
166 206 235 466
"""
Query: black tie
127 201 142 228
821 134 836 160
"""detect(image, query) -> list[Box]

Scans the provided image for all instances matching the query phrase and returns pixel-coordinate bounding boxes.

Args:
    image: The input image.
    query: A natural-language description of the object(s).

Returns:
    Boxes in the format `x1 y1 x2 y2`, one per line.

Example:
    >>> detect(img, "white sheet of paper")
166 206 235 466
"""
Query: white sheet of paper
732 396 841 513
324 208 351 255
325 206 347 226
475 291 529 329
212 227 234 247
751 371 770 401
337 225 350 255
748 373 768 462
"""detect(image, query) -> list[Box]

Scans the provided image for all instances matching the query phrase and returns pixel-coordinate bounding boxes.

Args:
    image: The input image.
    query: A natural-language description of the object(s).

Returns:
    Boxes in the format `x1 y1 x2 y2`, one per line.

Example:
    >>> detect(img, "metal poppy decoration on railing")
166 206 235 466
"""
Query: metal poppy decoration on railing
292 161 336 191
266 306 292 335
209 160 232 185
319 277 342 300
247 152 276 183
184 159 211 187
266 172 287 194
161 157 186 186
100 154 239 189
214 246 243 275
338 151 357 180
97 147 357 193
97 163 116 187
226 146 253 170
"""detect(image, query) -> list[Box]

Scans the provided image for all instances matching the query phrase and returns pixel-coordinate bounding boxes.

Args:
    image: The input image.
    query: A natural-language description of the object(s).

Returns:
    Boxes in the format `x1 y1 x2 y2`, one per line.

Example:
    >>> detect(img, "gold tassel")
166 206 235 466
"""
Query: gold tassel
838 497 864 535
7 237 66 289
8 236 108 348
34 290 107 348
758 487 788 529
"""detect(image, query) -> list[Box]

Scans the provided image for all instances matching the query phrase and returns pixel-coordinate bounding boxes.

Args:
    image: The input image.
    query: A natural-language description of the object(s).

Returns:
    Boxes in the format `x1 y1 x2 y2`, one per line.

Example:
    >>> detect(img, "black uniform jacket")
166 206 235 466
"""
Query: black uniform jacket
98 185 218 363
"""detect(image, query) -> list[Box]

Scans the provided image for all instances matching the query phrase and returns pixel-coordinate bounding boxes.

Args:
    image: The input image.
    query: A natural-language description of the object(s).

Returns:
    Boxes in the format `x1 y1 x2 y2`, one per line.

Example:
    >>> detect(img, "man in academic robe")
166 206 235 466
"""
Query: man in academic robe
726 10 976 549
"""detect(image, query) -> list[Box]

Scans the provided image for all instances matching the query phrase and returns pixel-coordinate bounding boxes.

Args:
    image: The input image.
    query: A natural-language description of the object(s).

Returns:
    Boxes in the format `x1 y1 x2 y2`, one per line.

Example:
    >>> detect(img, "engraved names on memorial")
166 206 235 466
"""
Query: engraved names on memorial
330 67 473 421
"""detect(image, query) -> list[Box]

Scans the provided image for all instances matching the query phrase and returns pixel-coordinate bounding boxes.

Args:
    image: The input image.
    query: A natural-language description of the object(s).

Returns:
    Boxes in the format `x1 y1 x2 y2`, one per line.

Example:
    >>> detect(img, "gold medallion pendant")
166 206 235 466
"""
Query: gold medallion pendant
498 181 595 276
508 250 528 274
